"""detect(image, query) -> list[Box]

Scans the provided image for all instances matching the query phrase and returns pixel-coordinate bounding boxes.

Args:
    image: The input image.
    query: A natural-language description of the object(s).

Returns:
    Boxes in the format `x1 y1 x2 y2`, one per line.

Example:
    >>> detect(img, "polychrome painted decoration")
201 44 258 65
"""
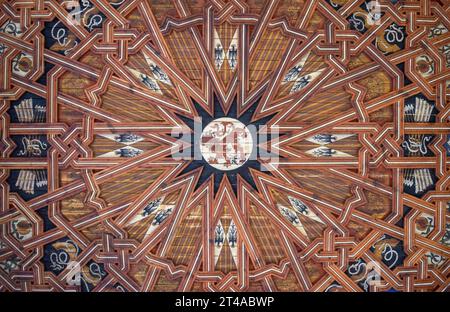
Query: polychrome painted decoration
0 0 449 292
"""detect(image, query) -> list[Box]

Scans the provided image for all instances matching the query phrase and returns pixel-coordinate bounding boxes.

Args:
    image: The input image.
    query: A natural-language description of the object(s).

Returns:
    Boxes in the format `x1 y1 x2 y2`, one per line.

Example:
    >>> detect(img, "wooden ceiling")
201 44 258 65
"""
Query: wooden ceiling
0 0 449 292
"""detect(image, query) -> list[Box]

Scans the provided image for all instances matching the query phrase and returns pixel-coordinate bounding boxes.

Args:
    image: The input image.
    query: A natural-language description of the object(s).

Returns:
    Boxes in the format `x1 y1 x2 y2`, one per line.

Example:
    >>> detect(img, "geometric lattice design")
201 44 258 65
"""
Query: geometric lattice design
0 0 449 292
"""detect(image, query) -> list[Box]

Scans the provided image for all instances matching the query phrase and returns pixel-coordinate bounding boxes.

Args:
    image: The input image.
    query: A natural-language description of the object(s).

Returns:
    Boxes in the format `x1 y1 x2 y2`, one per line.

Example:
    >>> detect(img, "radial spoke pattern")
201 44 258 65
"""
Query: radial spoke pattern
0 0 449 292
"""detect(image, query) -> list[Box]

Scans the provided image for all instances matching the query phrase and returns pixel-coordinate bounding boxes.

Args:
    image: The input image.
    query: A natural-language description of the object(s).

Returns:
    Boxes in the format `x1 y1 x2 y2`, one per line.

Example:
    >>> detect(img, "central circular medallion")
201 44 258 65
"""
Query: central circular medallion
200 117 253 171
